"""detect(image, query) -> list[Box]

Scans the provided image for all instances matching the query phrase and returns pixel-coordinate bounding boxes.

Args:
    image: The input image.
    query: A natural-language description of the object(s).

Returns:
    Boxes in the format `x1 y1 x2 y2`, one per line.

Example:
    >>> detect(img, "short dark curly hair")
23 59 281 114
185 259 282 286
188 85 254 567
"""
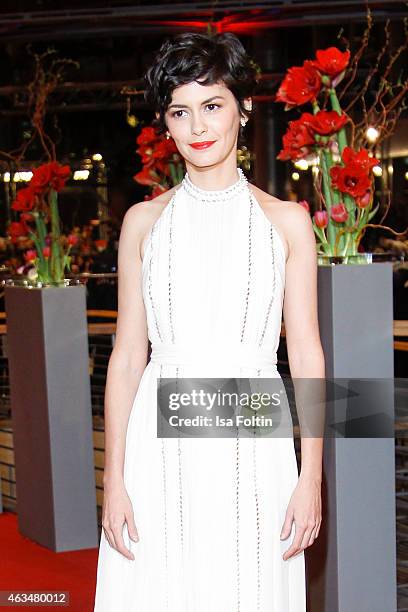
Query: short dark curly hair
144 31 260 135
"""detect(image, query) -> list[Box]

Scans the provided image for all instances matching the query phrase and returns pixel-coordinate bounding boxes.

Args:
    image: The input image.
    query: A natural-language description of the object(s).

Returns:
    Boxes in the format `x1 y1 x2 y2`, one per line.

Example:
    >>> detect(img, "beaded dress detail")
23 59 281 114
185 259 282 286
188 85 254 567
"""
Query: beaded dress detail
94 168 306 611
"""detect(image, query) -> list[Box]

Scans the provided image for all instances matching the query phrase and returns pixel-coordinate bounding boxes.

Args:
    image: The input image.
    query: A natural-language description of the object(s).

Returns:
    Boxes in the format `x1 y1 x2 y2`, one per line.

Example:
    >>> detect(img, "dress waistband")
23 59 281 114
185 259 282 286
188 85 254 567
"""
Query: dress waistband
149 342 278 369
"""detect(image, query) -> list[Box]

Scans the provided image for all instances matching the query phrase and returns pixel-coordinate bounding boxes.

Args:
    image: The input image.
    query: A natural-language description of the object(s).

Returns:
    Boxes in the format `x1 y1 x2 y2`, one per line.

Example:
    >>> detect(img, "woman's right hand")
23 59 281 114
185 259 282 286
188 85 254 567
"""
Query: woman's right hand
102 479 139 560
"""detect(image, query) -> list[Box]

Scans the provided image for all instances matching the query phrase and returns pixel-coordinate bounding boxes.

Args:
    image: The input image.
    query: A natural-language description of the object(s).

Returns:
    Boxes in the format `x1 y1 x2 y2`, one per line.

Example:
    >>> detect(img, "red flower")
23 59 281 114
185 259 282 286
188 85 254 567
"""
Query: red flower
136 144 155 164
298 200 310 212
330 164 371 198
275 60 322 108
31 161 71 193
11 187 36 212
301 110 349 136
277 117 315 161
314 210 329 228
48 162 71 191
42 246 51 258
355 190 372 209
136 127 159 146
30 164 53 192
312 47 350 77
24 249 37 262
341 147 378 172
133 166 161 186
20 212 35 223
67 234 79 246
330 147 378 198
330 203 348 223
8 221 28 241
152 138 178 160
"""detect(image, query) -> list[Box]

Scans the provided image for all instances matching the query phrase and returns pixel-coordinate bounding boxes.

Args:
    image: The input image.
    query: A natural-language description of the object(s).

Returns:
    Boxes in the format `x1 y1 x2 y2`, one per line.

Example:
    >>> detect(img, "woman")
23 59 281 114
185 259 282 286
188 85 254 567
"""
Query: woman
94 31 324 611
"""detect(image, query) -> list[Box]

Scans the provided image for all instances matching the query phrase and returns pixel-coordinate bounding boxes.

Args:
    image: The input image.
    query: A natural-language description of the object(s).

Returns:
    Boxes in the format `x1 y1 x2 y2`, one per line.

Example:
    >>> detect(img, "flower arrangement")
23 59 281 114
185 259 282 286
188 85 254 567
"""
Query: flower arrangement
8 161 78 285
275 29 408 259
133 126 255 198
133 127 185 199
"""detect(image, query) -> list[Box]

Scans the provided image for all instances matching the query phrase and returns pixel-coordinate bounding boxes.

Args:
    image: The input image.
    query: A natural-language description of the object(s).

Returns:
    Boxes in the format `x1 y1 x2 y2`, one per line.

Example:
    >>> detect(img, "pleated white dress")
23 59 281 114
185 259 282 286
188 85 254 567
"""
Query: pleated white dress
93 168 306 611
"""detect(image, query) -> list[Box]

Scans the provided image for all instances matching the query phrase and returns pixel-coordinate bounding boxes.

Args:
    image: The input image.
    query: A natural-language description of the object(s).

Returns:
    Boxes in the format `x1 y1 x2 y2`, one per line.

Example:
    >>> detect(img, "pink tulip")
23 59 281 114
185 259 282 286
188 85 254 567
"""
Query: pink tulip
330 203 348 223
314 210 329 228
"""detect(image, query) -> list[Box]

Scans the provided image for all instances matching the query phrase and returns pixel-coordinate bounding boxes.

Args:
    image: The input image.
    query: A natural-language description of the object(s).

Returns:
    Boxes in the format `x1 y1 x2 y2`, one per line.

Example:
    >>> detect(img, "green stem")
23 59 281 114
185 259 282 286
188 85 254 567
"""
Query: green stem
32 214 46 278
50 189 63 282
168 161 178 187
319 151 337 249
329 87 348 154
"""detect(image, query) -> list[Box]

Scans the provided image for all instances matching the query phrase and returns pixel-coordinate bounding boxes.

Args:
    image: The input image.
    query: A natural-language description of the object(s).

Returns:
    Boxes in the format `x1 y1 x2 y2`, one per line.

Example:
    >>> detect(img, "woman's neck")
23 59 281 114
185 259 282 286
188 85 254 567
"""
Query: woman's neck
184 161 240 191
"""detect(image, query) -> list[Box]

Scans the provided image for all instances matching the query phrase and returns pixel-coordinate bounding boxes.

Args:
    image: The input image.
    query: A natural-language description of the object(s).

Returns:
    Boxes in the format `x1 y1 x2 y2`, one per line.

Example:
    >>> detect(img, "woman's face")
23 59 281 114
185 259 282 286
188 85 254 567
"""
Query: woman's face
163 80 250 168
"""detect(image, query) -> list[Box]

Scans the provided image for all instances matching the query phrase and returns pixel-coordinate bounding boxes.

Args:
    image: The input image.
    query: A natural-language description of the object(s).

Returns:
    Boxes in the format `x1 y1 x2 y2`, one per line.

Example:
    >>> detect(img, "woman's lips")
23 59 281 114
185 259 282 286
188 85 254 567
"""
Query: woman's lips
189 141 216 150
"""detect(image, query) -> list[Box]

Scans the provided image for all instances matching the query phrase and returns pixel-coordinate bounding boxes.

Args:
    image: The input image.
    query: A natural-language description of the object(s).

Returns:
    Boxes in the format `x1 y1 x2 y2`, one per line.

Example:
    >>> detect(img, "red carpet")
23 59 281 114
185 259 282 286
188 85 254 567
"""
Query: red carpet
0 512 98 611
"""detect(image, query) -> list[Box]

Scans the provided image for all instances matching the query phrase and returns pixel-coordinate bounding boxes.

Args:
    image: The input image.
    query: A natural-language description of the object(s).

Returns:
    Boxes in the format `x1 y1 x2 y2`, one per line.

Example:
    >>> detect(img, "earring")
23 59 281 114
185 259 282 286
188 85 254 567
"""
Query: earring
165 131 171 140
240 118 248 127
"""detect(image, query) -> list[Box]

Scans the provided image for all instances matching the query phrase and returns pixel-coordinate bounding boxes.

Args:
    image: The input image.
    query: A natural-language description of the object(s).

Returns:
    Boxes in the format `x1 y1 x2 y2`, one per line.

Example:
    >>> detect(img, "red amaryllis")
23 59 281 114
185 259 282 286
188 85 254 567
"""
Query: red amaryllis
330 203 348 223
275 60 322 108
30 164 53 191
136 143 155 165
277 117 315 161
31 161 71 193
314 210 329 228
8 221 28 242
133 166 161 186
312 47 350 77
12 186 36 212
152 138 178 160
342 147 378 172
136 126 159 146
20 212 35 223
48 162 71 191
330 163 372 198
302 110 349 136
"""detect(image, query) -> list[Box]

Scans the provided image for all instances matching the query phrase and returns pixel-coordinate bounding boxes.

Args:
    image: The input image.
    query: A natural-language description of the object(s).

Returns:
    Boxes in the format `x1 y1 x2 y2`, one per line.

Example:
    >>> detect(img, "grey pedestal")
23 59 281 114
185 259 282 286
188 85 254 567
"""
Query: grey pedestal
5 284 98 551
306 263 397 612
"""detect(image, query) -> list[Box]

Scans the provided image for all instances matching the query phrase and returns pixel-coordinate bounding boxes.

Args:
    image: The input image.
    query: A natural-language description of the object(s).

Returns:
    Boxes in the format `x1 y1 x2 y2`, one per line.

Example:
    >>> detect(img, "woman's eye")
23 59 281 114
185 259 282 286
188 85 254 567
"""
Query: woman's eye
172 110 186 118
206 103 219 111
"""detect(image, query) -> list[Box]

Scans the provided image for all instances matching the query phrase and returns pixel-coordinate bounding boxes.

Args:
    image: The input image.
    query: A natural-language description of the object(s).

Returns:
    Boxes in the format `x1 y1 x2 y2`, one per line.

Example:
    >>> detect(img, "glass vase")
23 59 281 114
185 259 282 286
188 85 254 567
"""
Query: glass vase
317 252 373 266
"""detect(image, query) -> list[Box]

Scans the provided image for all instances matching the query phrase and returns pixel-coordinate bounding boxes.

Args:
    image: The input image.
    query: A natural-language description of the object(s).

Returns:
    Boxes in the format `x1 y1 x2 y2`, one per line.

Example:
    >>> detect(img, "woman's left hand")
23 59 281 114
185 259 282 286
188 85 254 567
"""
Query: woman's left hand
280 474 322 561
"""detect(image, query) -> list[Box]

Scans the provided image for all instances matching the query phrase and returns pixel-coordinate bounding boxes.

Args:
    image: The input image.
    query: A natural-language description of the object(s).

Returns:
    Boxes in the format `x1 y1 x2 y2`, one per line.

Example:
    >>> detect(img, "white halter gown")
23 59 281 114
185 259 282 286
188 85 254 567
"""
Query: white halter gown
93 168 306 611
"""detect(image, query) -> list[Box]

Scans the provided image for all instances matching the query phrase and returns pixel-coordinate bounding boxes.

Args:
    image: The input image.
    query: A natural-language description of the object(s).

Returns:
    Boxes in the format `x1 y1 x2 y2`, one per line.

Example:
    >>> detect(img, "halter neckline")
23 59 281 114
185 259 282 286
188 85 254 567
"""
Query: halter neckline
181 167 248 203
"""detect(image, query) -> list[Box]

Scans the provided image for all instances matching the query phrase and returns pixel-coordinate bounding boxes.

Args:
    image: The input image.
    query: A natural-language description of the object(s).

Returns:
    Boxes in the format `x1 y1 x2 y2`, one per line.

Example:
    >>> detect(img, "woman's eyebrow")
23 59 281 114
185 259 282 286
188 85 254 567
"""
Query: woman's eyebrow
167 95 225 110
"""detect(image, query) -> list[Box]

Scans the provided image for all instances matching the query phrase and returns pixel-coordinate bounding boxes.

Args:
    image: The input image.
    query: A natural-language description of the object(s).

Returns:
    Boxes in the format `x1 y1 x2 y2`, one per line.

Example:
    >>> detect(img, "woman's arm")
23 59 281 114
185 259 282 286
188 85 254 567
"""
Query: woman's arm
102 203 151 488
101 201 154 560
282 202 325 483
269 201 325 561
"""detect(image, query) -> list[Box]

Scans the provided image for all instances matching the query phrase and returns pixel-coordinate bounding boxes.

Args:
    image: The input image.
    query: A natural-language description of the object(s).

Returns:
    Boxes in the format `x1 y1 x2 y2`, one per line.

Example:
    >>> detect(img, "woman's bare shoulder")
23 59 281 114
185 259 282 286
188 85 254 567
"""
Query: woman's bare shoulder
248 183 312 261
126 184 180 224
123 185 181 261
